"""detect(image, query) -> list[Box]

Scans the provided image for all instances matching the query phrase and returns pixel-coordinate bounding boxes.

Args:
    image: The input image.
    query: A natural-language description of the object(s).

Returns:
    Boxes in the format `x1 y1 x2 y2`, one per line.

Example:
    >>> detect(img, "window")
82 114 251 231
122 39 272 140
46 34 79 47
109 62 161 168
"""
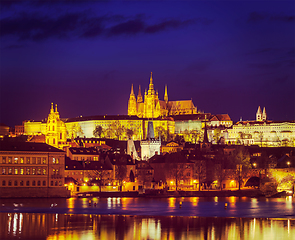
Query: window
53 158 56 164
20 157 24 164
42 158 46 164
51 181 53 186
8 180 12 186
2 157 6 164
14 180 18 186
59 181 62 186
20 180 24 186
14 168 18 175
43 169 46 175
26 157 30 164
37 181 41 186
14 157 18 164
26 168 30 175
26 181 30 186
32 168 36 175
8 157 12 164
2 168 6 175
53 169 56 175
2 180 6 186
55 181 58 186
37 157 41 164
32 181 36 186
56 169 59 175
32 157 36 164
8 168 12 175
20 168 24 175
37 168 41 175
43 181 46 186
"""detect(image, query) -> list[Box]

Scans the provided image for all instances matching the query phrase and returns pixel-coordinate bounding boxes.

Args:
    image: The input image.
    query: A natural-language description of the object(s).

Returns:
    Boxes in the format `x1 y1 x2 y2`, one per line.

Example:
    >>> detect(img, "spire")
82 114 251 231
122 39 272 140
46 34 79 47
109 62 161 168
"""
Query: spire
137 85 143 103
164 85 168 102
130 84 135 96
147 121 155 140
148 72 155 95
256 106 262 121
50 102 54 113
262 107 267 121
55 104 58 112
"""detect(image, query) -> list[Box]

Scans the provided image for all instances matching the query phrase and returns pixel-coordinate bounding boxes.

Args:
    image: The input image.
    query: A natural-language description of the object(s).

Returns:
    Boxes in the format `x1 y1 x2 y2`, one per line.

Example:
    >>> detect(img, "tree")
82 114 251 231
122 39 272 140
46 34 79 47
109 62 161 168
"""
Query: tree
67 123 84 139
213 128 221 144
155 126 167 141
105 121 126 140
126 128 134 140
93 125 103 138
115 164 127 191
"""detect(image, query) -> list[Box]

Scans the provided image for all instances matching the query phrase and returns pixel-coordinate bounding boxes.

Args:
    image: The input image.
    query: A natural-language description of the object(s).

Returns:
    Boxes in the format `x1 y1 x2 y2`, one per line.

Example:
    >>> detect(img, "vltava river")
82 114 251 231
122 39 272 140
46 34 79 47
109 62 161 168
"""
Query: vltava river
0 197 294 239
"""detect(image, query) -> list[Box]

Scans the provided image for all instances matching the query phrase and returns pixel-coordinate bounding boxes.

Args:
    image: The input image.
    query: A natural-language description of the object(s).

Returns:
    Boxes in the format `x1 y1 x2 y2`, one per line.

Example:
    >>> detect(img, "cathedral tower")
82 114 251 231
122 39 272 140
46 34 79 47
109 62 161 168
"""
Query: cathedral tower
128 84 137 116
256 106 262 121
262 107 267 121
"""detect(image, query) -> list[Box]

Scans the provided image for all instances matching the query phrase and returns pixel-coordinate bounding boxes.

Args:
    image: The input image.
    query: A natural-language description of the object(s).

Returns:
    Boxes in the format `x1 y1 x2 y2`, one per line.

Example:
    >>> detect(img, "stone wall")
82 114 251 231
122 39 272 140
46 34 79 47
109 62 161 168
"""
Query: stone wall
0 187 70 198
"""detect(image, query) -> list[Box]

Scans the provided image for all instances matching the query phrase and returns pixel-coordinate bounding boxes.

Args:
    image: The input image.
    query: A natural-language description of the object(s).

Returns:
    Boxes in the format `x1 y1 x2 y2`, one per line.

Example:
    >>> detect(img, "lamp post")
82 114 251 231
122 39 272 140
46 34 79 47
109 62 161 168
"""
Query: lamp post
287 161 291 168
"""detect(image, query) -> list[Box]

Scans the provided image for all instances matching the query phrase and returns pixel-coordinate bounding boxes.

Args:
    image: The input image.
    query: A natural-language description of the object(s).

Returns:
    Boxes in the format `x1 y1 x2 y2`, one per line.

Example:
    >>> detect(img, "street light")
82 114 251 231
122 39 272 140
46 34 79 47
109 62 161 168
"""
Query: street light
253 162 257 168
287 161 291 168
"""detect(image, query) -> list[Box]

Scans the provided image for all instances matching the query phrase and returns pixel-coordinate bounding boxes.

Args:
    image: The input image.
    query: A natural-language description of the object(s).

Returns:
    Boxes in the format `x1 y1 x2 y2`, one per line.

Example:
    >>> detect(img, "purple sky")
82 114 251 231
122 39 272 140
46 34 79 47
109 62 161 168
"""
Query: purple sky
1 1 294 127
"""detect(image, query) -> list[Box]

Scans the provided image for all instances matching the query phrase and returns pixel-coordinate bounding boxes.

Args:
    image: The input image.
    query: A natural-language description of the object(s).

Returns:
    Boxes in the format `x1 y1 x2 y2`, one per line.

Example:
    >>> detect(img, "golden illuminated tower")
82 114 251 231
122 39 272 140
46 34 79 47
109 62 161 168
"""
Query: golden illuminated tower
128 84 137 116
164 85 168 102
256 106 262 121
46 103 67 149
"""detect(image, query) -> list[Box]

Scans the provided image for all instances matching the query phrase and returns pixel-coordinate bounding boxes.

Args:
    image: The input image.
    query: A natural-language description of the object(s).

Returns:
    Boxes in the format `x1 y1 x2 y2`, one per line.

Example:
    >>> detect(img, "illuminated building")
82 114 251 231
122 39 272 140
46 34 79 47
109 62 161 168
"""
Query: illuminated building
128 72 197 118
140 121 161 161
0 140 68 198
225 106 295 147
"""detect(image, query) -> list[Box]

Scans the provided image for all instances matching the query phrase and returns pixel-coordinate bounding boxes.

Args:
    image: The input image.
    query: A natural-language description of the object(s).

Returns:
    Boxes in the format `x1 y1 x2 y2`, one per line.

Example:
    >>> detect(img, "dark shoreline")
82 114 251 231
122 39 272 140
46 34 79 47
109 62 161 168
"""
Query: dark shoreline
76 189 271 198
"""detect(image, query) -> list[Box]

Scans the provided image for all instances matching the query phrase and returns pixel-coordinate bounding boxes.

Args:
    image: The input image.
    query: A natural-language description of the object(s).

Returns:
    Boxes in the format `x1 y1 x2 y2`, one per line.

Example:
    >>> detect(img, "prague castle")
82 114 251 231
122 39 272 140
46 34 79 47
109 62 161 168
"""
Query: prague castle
128 72 197 118
10 72 294 151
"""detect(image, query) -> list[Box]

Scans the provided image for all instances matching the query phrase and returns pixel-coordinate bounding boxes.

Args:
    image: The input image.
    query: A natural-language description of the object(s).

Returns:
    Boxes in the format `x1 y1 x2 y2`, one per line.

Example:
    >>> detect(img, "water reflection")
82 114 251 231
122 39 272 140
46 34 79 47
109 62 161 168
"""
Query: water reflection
1 212 294 240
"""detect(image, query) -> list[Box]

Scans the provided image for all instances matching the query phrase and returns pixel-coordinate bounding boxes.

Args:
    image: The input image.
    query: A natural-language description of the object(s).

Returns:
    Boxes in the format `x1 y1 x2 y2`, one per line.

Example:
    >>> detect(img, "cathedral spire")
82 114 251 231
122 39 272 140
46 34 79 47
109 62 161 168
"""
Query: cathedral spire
55 104 58 113
164 85 168 102
130 84 135 96
137 85 143 103
148 72 155 95
262 107 267 121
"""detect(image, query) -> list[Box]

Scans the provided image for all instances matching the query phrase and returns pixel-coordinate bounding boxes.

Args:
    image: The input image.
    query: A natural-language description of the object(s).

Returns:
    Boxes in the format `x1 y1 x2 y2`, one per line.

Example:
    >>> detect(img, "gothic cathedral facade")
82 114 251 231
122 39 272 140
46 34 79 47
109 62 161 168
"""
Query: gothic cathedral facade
128 72 197 118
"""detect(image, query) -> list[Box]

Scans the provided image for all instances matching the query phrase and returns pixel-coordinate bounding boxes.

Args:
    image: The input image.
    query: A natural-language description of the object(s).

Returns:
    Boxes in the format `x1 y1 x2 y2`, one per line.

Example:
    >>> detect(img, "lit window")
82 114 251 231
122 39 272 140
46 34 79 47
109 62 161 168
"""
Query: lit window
20 168 24 175
32 168 36 175
8 168 12 174
43 169 46 175
2 168 6 175
26 157 30 164
14 158 18 164
26 168 30 175
2 157 6 164
37 168 41 175
43 158 46 164
14 168 18 175
53 158 56 164
20 157 24 164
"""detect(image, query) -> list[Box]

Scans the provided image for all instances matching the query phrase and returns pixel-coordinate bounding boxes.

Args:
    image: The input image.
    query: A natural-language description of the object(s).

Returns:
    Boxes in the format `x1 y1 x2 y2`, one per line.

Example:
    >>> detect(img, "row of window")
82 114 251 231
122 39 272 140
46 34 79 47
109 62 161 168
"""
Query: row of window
1 156 60 164
1 167 59 175
2 167 46 175
1 180 62 187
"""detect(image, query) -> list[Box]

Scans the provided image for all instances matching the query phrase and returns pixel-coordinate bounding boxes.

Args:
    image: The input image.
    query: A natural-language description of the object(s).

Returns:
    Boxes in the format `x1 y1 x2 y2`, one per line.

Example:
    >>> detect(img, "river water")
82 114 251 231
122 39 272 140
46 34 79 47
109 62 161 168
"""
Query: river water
0 196 294 239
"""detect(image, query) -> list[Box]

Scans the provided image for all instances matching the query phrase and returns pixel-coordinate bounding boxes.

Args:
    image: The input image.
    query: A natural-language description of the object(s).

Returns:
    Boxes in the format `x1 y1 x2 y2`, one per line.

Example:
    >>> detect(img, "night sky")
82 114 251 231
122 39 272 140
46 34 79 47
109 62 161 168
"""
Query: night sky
1 1 294 127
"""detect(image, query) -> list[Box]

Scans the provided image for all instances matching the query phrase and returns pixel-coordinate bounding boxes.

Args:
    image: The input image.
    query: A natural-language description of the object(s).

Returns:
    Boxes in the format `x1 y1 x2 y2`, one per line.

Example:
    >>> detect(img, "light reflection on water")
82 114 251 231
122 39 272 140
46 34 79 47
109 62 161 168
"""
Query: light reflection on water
0 212 294 240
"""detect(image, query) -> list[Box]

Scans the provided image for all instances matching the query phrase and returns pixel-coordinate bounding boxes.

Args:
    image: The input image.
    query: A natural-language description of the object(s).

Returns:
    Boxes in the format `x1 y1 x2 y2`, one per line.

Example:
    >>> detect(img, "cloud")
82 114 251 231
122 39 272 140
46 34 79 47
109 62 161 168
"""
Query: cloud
248 11 295 23
108 18 145 36
0 11 203 41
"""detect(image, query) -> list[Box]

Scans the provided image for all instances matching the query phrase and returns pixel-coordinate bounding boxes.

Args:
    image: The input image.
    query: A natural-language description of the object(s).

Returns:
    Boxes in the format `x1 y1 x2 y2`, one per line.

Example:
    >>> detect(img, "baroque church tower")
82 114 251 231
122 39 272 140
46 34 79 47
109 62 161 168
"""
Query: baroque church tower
256 106 267 121
46 103 67 149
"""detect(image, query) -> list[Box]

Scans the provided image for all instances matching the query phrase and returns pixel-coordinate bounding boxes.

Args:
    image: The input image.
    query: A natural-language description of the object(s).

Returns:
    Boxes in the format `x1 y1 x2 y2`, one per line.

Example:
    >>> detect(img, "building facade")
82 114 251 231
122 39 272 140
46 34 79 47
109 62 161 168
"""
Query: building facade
0 140 68 198
225 107 295 147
